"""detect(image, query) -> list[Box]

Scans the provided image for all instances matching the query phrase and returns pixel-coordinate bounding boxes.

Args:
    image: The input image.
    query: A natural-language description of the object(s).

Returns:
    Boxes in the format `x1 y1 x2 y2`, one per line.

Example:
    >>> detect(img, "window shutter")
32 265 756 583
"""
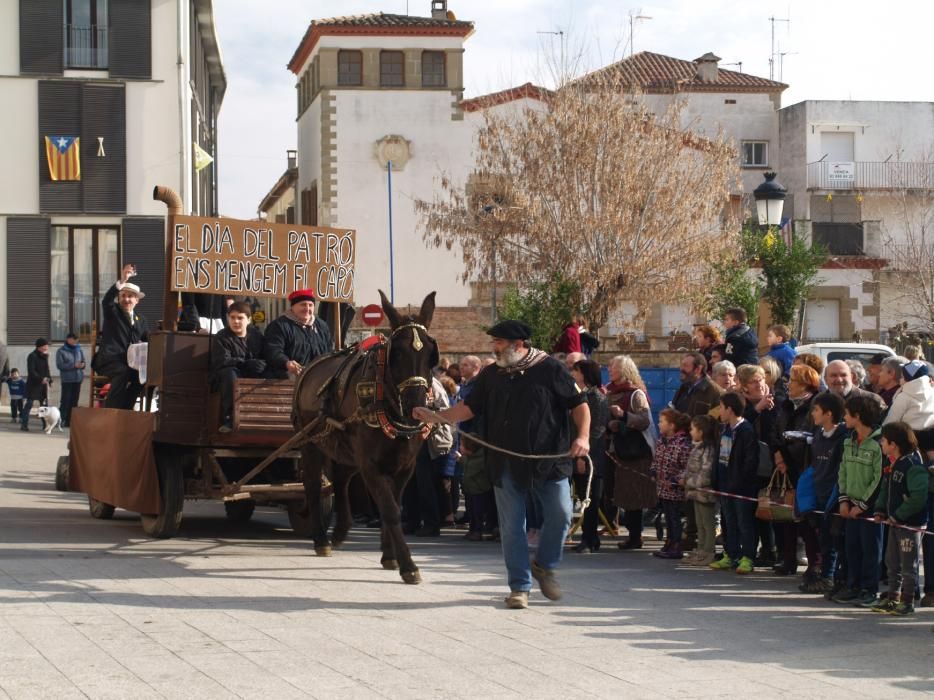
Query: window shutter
20 0 63 75
38 81 83 213
82 84 126 213
121 217 166 328
109 0 151 79
7 217 52 344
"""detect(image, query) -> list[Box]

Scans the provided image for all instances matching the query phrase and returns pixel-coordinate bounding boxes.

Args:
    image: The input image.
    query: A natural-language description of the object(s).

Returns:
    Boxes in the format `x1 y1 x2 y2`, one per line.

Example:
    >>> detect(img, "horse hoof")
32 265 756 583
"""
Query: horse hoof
315 546 333 557
401 570 422 585
381 559 399 570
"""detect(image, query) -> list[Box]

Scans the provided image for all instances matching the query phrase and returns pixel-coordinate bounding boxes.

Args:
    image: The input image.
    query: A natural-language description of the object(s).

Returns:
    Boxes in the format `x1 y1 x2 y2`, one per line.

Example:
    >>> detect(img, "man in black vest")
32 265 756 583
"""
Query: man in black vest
95 264 149 409
263 289 333 378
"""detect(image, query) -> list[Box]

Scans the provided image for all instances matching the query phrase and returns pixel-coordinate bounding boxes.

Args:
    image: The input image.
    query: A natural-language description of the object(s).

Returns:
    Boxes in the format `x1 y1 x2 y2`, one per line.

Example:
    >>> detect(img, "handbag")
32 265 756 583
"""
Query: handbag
793 466 817 518
756 470 796 522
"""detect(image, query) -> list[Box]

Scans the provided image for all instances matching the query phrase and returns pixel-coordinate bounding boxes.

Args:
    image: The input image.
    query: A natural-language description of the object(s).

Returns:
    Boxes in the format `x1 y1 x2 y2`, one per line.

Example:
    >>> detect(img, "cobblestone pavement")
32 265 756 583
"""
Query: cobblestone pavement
1 418 933 698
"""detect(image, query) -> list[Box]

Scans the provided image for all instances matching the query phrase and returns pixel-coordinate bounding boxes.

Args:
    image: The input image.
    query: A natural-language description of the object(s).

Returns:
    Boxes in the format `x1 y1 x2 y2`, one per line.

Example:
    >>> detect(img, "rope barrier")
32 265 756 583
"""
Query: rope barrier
606 451 934 537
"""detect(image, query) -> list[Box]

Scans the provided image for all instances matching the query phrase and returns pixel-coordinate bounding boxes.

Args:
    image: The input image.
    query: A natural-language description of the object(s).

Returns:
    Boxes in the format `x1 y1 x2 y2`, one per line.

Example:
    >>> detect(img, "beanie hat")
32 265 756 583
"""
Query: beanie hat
35 337 48 348
902 360 930 382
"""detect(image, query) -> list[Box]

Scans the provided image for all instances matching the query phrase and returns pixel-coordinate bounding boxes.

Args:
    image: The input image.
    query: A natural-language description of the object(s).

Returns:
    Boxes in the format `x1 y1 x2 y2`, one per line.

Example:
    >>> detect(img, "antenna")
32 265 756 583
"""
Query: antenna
537 29 566 81
768 15 790 80
628 10 652 57
722 60 743 73
778 51 797 82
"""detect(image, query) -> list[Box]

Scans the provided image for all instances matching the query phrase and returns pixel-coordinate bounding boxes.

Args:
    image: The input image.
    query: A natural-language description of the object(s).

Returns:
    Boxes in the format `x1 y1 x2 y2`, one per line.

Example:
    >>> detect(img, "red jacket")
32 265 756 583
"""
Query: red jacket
553 323 581 354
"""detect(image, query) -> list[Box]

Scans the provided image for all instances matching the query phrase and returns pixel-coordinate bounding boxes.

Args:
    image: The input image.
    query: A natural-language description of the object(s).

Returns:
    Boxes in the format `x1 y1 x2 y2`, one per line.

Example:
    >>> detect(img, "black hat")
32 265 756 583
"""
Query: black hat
35 337 49 347
487 320 532 341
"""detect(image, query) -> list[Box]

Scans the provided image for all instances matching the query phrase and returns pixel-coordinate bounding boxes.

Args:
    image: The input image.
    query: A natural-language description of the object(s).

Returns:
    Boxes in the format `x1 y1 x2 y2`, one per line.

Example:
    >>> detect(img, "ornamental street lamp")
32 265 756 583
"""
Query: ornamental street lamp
753 171 787 227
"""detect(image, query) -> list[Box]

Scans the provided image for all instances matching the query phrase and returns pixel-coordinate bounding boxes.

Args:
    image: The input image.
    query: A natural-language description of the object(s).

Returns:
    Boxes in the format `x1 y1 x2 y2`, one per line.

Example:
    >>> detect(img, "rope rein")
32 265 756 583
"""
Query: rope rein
419 408 595 510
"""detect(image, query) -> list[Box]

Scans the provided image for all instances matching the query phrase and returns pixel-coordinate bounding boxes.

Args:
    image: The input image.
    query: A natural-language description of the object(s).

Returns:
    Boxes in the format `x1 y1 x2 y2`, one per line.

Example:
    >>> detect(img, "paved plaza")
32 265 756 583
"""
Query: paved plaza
0 419 932 699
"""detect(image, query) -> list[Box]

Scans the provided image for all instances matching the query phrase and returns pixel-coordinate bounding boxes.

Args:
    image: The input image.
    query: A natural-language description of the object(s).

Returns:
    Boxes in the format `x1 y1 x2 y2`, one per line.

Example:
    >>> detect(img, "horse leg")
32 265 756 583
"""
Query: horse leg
330 466 354 548
366 470 419 583
300 444 332 556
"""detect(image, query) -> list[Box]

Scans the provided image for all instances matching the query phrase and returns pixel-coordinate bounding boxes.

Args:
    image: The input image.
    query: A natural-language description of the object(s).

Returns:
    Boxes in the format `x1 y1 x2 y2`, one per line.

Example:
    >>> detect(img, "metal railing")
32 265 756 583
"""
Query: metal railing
812 222 864 255
881 242 934 269
64 25 108 69
807 161 934 190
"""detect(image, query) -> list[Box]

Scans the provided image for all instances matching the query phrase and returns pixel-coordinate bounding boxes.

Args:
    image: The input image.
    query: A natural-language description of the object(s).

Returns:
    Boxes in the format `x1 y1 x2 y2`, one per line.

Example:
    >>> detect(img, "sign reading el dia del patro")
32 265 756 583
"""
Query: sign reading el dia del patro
170 215 355 302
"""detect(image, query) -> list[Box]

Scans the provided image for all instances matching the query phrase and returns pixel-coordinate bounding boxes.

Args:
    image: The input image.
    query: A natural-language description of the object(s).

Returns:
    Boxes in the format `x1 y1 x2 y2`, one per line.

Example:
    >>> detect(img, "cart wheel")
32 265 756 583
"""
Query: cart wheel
55 455 70 492
288 494 334 538
141 448 185 539
88 496 115 519
224 500 255 523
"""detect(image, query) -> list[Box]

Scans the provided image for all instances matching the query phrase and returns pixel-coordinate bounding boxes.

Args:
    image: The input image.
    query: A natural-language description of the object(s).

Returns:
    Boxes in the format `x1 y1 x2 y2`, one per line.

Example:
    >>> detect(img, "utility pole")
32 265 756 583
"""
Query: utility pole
768 15 790 80
628 10 652 57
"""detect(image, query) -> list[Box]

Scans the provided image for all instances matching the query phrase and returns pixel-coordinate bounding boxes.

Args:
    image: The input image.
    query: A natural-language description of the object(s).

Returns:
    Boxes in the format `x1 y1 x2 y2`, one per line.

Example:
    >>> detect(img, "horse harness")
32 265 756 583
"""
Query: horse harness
293 322 435 445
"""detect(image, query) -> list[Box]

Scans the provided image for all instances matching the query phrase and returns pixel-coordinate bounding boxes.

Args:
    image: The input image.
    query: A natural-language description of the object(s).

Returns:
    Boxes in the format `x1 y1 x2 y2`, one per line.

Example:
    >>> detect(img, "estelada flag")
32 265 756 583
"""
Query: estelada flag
44 136 81 181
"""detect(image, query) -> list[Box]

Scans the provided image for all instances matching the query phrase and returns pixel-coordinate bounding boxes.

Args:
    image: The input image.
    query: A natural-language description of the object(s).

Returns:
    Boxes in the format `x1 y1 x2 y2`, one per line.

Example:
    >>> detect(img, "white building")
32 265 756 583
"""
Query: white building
0 0 225 370
288 1 475 310
778 100 934 341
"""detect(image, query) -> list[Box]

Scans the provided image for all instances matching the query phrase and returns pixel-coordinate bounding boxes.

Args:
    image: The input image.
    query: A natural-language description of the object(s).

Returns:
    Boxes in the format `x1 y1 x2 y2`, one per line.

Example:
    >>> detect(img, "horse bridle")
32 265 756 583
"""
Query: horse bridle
374 322 436 439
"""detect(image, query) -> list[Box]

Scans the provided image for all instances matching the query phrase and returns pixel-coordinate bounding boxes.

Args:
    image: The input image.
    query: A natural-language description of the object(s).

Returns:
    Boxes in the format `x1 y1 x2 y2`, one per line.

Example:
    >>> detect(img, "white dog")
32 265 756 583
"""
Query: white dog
37 406 63 434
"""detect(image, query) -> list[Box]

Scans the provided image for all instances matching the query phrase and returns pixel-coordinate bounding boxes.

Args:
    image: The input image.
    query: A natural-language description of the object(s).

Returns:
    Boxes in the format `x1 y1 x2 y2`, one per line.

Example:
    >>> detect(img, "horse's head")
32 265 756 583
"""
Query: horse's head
379 289 439 422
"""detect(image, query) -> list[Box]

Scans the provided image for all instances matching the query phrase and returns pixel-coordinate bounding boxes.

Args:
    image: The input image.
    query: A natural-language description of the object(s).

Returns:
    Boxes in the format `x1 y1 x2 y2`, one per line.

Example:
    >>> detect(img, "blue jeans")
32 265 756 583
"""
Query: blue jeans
721 497 757 561
844 518 883 592
818 513 840 580
494 471 572 592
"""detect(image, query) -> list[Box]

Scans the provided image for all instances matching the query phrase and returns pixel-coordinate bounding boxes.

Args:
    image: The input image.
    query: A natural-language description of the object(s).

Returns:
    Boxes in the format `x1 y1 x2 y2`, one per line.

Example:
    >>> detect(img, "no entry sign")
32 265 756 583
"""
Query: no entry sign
361 304 384 327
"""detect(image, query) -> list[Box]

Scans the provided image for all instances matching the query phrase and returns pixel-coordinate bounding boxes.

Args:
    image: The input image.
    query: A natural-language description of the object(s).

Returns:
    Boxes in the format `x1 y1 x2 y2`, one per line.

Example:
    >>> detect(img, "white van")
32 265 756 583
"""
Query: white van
792 342 896 368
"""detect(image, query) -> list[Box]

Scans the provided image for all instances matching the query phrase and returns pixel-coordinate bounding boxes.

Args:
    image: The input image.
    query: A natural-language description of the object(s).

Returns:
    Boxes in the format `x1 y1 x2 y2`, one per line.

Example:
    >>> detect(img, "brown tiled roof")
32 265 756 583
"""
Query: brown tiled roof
310 12 472 29
460 82 552 112
579 51 787 93
288 13 474 74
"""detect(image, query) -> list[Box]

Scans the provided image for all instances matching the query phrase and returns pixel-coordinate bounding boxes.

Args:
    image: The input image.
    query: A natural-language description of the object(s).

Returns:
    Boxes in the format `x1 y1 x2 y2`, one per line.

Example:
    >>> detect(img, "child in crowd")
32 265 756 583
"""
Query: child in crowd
711 392 760 574
765 324 796 379
833 396 884 608
683 414 719 566
872 422 928 616
805 392 848 595
6 368 25 422
651 409 693 560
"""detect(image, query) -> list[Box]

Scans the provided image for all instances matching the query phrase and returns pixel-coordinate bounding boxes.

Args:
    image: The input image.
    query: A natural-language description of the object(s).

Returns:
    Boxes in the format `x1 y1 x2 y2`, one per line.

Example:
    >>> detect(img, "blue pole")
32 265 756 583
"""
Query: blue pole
387 160 395 304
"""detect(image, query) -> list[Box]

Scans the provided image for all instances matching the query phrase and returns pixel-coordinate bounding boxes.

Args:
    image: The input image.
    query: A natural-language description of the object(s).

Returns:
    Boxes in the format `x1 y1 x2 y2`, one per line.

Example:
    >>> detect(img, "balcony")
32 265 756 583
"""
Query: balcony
64 25 108 69
807 161 934 190
812 222 864 256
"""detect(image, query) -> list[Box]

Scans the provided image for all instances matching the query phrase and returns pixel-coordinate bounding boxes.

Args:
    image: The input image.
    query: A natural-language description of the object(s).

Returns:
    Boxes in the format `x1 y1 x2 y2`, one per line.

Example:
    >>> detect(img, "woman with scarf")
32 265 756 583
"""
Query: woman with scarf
606 355 656 550
772 364 821 581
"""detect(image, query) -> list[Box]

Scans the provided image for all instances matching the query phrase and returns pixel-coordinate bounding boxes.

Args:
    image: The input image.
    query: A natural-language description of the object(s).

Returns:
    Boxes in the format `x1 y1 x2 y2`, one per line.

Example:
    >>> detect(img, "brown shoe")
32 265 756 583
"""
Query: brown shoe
504 591 529 609
531 560 562 601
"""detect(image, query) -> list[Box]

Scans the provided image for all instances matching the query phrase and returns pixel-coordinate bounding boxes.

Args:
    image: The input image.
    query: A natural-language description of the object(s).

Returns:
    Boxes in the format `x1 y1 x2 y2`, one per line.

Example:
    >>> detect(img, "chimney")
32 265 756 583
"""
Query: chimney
431 0 448 20
694 52 721 83
287 149 297 170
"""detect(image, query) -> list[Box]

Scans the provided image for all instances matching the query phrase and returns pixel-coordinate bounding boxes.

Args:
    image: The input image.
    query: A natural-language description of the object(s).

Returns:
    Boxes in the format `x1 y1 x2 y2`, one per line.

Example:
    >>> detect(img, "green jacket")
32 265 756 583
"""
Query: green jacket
875 452 929 526
837 428 883 512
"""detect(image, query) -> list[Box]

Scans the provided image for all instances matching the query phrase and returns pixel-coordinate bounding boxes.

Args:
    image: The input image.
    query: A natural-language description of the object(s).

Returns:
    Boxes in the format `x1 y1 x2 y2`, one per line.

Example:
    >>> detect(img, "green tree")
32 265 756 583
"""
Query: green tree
702 253 763 329
498 274 581 350
751 226 827 330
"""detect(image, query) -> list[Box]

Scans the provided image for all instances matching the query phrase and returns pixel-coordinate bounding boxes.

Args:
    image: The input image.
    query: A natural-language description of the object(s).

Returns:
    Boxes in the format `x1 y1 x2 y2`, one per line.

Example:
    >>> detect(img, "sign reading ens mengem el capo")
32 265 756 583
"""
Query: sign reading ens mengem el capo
170 215 355 302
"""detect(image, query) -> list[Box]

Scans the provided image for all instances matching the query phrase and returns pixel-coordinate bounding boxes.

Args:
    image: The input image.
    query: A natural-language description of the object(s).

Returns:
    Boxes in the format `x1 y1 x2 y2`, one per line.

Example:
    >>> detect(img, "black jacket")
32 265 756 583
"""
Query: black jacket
716 419 760 497
724 324 759 367
875 452 929 526
672 375 722 417
25 350 51 401
773 394 815 484
95 283 149 372
463 356 586 488
210 327 266 385
263 314 333 377
810 424 847 508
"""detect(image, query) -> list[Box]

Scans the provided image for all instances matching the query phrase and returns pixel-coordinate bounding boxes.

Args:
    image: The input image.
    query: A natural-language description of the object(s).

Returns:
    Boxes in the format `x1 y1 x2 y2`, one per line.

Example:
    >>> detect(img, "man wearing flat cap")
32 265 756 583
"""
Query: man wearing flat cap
415 319 590 610
95 263 150 409
263 289 333 378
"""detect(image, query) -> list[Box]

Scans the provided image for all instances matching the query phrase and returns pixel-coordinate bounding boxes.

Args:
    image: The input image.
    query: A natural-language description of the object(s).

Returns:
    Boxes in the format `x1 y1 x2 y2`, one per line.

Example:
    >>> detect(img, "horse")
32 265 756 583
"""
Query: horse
292 290 439 584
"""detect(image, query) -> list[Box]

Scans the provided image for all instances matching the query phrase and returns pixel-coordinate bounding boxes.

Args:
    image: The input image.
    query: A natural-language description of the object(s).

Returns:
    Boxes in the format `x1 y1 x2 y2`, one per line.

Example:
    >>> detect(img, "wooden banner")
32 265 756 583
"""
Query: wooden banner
169 215 355 302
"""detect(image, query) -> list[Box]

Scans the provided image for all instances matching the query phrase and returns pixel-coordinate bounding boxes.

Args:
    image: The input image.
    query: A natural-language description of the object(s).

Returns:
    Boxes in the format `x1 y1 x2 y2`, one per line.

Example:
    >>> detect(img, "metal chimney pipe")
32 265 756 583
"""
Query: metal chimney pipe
153 185 183 215
153 185 183 329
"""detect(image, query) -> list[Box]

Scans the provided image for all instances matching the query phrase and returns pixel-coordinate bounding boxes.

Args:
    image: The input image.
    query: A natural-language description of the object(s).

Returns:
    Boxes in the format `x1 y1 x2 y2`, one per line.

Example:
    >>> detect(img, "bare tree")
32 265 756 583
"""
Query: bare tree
881 183 934 334
415 77 740 331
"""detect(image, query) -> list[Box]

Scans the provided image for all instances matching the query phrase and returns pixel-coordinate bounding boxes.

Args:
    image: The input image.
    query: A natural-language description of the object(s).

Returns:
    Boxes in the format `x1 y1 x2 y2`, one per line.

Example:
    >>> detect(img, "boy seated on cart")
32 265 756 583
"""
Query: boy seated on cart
210 301 266 433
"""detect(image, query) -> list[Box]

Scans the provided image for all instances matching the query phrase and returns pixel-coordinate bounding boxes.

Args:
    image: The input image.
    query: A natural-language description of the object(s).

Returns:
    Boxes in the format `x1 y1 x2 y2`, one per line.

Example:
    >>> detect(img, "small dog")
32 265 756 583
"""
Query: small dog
37 406 63 434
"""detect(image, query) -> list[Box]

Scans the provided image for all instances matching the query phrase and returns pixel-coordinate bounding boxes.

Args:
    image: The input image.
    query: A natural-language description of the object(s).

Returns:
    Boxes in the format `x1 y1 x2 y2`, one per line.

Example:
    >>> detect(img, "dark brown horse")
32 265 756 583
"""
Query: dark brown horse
292 291 439 583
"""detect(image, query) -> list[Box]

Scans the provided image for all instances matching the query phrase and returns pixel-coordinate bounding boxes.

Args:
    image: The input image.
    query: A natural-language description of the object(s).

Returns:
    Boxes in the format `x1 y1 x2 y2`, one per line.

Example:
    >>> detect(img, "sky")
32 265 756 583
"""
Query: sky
212 0 934 219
